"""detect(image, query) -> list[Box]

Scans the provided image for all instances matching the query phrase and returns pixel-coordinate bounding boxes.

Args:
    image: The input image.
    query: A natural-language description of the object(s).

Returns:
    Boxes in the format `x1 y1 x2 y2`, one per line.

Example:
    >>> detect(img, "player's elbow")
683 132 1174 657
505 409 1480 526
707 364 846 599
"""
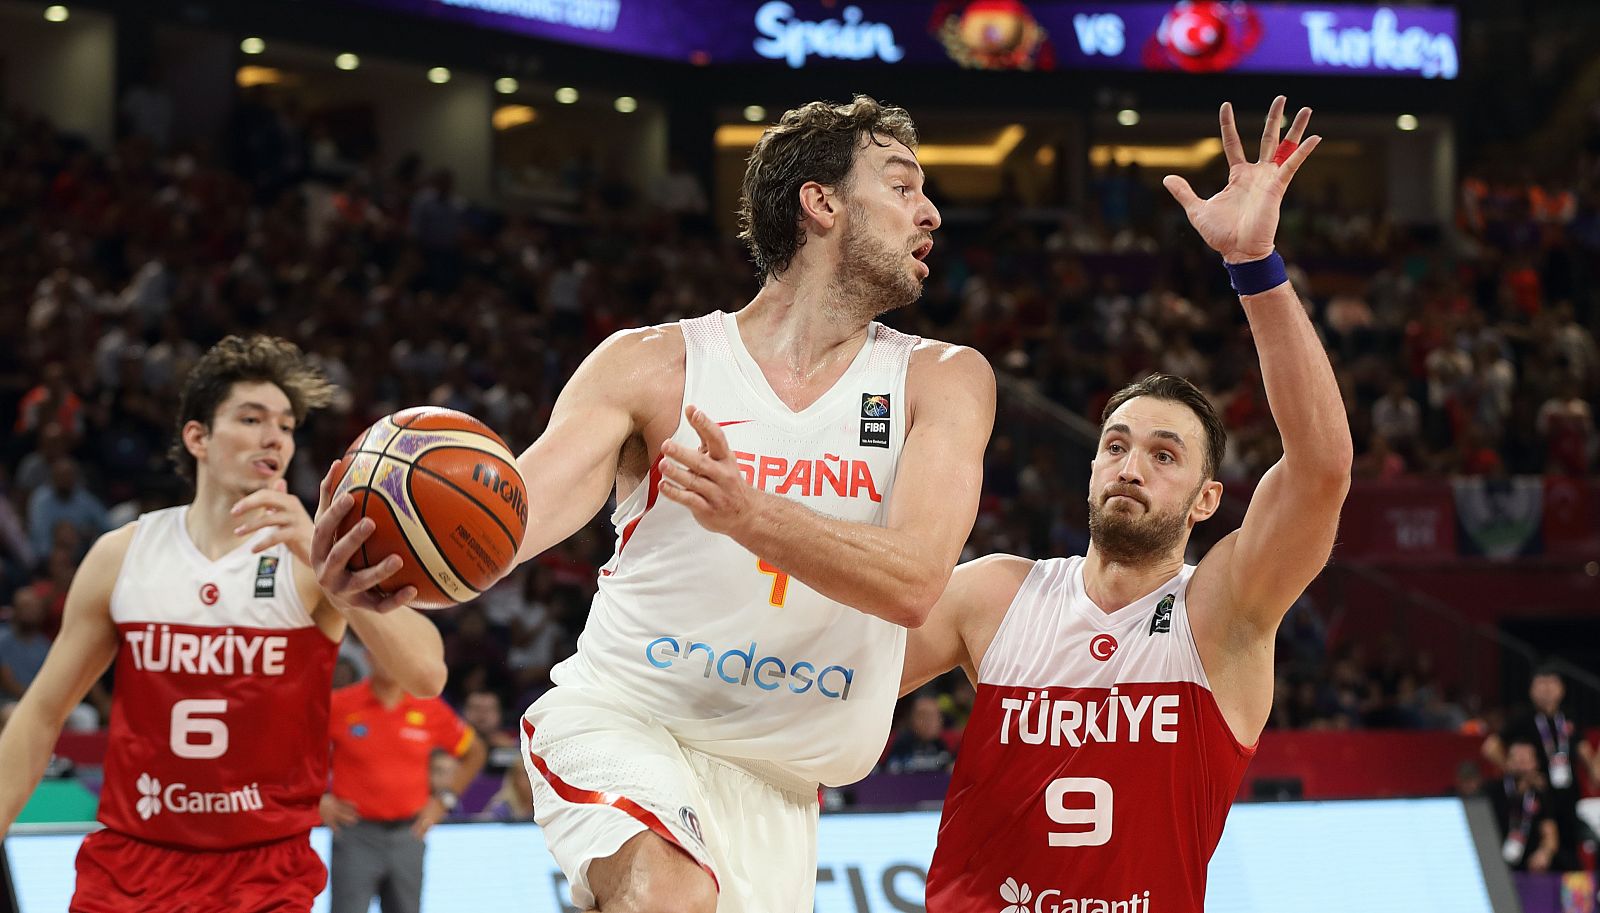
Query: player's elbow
891 578 945 629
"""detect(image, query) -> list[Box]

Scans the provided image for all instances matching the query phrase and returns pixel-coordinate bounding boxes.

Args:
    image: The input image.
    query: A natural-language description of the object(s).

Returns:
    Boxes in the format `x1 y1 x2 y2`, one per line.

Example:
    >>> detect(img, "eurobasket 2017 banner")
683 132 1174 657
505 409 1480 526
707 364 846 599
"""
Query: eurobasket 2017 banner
348 0 1458 78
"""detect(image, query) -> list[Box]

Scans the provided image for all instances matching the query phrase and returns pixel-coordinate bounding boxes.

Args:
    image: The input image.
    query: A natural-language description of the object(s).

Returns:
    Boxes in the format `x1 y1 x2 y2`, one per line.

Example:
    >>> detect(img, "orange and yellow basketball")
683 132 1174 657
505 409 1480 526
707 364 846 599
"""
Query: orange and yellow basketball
333 407 528 609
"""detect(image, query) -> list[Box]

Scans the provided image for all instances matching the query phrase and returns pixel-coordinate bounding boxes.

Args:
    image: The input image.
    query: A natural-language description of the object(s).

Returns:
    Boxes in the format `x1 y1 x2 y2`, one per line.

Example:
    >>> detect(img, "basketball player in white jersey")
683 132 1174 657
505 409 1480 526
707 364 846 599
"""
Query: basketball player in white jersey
312 96 995 912
902 98 1352 911
0 336 447 912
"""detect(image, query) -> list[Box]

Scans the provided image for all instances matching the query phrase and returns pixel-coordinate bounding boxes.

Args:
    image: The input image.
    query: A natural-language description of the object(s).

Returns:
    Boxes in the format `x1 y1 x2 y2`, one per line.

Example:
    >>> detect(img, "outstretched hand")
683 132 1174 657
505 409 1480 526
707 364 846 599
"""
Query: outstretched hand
309 460 418 612
656 405 759 538
1162 96 1319 263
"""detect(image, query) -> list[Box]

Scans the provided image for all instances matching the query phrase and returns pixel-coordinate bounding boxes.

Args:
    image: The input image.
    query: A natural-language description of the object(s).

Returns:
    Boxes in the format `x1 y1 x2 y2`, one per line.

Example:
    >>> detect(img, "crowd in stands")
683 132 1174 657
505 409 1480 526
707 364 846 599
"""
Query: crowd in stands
0 92 1598 803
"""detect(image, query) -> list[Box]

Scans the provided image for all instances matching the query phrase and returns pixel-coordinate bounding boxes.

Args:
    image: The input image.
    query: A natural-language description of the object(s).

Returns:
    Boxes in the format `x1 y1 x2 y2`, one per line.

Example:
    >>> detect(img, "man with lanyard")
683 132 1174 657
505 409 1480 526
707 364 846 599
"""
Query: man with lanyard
1484 664 1591 870
1488 739 1561 872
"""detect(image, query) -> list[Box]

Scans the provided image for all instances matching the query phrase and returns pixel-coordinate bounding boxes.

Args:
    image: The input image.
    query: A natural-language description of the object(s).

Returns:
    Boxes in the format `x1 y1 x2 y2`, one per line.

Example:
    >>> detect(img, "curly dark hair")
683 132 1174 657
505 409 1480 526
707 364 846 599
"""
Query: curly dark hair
736 95 918 281
169 335 336 482
1101 373 1227 482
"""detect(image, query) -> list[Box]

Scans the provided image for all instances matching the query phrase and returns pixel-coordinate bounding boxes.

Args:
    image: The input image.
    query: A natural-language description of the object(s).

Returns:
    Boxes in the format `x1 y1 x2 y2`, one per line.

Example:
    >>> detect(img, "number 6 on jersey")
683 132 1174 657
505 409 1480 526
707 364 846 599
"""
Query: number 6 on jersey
171 699 229 759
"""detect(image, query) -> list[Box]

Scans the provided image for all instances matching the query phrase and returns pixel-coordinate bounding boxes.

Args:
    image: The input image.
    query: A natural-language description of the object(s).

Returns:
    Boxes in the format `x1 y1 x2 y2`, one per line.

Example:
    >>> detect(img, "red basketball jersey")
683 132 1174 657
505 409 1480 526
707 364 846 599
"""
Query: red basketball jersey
927 557 1254 913
97 507 338 850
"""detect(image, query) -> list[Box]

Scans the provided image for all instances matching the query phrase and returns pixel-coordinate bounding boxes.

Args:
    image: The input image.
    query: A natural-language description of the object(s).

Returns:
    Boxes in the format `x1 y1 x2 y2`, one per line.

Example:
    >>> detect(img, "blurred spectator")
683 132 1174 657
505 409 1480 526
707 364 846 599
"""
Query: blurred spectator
475 767 535 823
27 458 108 559
884 694 956 775
1485 664 1590 870
1489 739 1562 873
0 588 51 699
462 688 521 779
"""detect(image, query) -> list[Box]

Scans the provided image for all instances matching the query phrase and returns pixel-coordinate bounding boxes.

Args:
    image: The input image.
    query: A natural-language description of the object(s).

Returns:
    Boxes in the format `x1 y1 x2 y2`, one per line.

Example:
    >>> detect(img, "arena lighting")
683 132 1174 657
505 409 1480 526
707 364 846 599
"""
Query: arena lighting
235 66 284 88
743 105 767 123
335 53 360 71
1091 138 1225 170
715 123 1026 167
1116 108 1140 127
554 86 578 104
493 104 536 130
427 67 451 84
240 37 265 55
1035 145 1056 167
43 4 68 21
494 77 518 94
614 96 638 113
1397 113 1420 131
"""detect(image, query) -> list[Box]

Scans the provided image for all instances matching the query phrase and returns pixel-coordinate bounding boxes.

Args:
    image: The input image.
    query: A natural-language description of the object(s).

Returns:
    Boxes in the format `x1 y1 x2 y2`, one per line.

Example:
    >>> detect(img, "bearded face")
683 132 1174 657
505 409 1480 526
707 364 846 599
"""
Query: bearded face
832 209 925 319
1087 480 1197 565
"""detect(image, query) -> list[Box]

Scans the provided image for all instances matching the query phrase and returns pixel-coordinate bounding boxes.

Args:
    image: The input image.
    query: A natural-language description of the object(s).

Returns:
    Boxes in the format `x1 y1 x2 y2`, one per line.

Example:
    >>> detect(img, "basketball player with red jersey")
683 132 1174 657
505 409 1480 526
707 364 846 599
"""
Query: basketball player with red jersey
0 336 447 912
313 97 995 913
903 98 1352 912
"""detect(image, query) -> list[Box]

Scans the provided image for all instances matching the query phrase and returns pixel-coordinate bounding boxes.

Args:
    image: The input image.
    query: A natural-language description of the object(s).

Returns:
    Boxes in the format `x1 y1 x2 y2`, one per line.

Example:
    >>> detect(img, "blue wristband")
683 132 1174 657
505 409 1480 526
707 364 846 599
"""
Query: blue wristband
1224 251 1288 296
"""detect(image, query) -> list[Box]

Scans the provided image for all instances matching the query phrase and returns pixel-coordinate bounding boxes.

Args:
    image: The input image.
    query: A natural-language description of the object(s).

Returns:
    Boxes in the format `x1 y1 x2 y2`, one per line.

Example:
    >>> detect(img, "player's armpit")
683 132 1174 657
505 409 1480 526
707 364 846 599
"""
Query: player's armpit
0 523 129 829
901 554 1032 696
514 326 684 563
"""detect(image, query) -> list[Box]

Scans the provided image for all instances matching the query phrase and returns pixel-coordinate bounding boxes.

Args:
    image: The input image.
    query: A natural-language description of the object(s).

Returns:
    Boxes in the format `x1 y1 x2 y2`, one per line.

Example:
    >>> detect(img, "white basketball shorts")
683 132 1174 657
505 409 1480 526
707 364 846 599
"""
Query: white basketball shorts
519 685 820 912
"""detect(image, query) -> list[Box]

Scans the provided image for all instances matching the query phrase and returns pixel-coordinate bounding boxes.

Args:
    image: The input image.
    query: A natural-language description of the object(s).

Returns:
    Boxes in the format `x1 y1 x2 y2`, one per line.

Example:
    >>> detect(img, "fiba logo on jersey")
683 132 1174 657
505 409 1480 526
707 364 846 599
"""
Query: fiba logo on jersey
860 393 891 448
198 582 220 605
136 773 163 820
1089 633 1118 661
1148 594 1174 635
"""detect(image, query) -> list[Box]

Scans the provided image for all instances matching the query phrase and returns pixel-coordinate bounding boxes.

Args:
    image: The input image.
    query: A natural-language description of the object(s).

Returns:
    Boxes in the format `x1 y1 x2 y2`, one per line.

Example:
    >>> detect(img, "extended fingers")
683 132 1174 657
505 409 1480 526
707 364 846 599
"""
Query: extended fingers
1284 106 1312 146
1258 95 1287 162
373 586 419 613
1275 135 1322 186
345 554 403 592
656 477 710 513
685 406 732 461
1219 102 1247 167
657 454 713 492
317 460 341 514
1162 175 1202 217
312 493 355 563
324 514 375 572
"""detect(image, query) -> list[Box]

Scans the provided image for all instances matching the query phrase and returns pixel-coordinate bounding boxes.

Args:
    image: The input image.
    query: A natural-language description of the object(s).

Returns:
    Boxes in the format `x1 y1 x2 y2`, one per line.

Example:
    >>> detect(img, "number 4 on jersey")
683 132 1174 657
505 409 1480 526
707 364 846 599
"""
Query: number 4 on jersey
757 557 789 607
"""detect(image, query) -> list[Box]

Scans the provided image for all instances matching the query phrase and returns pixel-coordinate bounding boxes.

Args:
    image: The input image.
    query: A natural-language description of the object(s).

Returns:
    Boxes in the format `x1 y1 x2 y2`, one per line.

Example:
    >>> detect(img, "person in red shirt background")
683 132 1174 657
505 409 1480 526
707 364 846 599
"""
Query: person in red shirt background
323 653 486 913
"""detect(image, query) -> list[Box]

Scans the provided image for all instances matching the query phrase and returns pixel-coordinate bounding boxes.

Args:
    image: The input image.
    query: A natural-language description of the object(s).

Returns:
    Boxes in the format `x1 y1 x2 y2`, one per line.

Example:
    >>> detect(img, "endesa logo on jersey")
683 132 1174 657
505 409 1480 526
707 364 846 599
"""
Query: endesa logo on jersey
134 772 264 820
645 636 855 700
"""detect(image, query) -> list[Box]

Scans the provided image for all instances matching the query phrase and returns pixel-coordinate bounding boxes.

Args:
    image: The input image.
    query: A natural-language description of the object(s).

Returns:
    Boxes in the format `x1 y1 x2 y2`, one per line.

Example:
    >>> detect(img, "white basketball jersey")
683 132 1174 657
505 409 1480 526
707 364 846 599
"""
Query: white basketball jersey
553 311 919 789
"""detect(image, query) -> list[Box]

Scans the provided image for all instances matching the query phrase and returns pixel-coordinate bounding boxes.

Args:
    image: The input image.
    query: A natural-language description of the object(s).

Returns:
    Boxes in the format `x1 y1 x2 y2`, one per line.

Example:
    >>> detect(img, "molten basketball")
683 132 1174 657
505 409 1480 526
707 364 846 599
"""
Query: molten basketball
332 407 529 609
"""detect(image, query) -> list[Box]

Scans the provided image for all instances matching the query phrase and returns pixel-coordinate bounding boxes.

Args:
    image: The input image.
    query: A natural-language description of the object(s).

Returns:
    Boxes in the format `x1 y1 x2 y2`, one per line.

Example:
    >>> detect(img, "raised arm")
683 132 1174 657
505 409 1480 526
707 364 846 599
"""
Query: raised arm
658 343 995 628
1166 97 1352 632
0 525 127 830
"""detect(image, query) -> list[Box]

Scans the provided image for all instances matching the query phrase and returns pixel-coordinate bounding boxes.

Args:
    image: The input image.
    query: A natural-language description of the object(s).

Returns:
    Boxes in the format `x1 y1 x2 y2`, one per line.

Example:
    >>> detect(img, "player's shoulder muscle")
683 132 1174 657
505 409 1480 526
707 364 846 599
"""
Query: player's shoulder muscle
72 522 139 607
954 553 1036 668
